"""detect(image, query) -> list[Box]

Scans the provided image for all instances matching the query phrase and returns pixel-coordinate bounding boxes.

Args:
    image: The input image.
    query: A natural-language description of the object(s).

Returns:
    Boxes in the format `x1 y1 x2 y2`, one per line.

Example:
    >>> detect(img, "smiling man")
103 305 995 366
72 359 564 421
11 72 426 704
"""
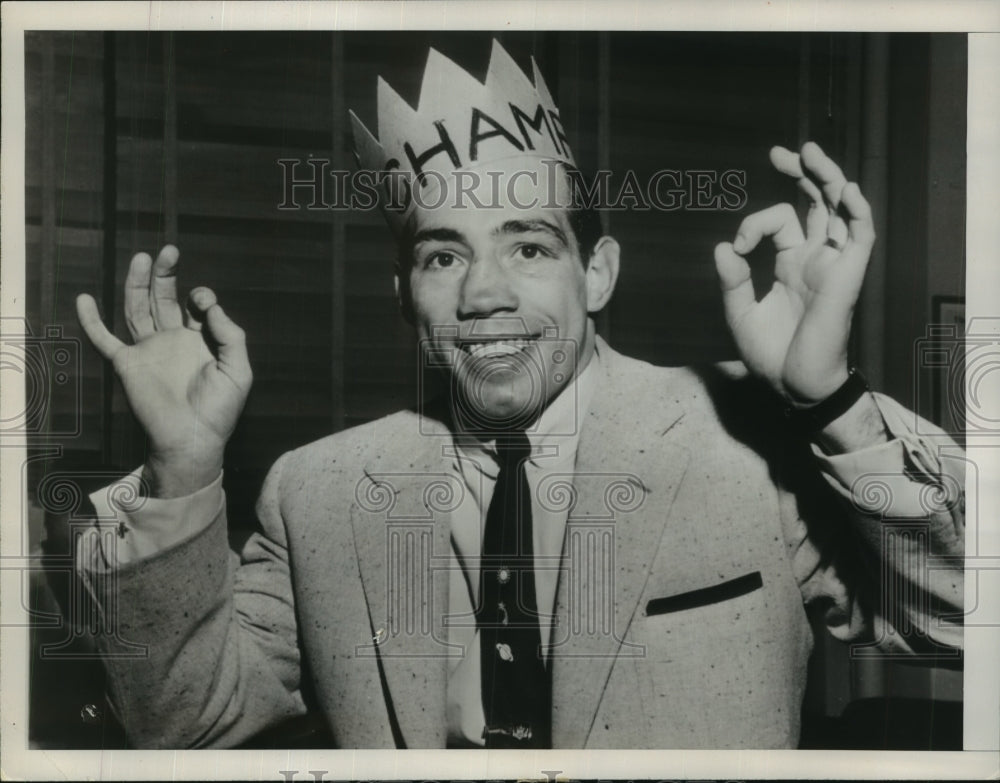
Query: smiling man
74 40 964 749
402 164 614 436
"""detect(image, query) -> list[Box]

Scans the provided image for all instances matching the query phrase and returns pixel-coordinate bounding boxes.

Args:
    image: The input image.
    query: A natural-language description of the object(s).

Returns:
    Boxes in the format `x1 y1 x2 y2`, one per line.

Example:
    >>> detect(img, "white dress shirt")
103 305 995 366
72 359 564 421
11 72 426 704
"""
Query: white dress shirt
443 349 599 746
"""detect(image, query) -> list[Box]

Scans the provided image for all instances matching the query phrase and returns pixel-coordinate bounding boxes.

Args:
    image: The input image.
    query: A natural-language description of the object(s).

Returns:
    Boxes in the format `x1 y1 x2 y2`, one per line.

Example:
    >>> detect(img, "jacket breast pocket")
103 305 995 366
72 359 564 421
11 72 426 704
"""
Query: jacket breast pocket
633 570 770 665
643 570 763 617
629 569 803 748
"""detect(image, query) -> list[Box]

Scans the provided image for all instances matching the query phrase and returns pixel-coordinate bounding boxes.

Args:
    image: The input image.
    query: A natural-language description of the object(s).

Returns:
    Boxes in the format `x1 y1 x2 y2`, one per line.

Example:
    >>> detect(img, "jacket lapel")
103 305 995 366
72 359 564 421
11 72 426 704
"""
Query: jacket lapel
348 343 693 749
551 343 691 748
350 414 454 748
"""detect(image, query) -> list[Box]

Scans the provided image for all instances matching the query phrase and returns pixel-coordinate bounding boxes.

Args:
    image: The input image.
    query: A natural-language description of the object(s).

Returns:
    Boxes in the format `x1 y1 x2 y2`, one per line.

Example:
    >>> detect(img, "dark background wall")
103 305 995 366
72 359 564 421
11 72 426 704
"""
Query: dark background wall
22 31 966 748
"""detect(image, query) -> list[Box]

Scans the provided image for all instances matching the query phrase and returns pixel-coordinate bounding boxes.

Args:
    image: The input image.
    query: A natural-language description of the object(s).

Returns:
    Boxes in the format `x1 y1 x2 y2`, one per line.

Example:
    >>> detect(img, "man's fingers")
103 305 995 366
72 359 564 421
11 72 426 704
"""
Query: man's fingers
185 286 218 332
124 252 154 340
826 181 876 302
204 304 252 387
800 141 848 210
774 143 864 246
714 242 756 326
151 245 184 331
770 145 804 178
76 294 126 361
841 181 876 252
732 202 805 256
770 145 825 205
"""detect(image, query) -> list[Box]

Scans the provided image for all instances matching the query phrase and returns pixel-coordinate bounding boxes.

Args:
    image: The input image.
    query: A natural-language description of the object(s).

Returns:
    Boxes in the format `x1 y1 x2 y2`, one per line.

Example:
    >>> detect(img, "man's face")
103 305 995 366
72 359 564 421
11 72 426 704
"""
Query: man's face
399 160 611 433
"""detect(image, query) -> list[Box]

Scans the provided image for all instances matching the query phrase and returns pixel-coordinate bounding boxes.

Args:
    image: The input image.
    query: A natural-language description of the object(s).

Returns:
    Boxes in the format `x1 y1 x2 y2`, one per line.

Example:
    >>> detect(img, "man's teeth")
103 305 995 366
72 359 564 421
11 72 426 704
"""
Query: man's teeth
463 339 534 358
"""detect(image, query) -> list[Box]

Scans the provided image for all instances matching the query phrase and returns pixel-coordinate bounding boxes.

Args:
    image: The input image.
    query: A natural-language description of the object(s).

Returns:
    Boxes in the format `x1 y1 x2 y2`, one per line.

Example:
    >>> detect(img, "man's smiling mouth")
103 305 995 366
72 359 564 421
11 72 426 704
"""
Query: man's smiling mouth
459 337 537 359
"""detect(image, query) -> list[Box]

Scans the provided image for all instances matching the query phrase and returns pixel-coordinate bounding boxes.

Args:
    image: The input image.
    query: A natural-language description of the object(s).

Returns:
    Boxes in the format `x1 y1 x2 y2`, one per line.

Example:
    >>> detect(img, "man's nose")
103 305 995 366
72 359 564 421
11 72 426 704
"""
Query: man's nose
457 256 519 318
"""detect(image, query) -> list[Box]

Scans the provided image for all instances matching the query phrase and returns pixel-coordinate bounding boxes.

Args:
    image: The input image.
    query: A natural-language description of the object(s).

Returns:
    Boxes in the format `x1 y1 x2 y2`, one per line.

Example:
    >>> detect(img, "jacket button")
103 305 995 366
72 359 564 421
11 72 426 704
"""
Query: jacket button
80 704 102 724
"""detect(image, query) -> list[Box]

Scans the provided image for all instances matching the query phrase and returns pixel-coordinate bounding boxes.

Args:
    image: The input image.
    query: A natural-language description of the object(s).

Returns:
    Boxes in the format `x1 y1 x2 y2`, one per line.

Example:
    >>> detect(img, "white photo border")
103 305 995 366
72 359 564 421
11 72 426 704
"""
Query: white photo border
2 1 998 780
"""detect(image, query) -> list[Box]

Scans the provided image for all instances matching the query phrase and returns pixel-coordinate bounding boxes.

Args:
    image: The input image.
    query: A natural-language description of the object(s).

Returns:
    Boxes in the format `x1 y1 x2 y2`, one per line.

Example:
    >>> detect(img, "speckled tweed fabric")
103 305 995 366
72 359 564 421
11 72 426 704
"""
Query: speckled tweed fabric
84 338 964 749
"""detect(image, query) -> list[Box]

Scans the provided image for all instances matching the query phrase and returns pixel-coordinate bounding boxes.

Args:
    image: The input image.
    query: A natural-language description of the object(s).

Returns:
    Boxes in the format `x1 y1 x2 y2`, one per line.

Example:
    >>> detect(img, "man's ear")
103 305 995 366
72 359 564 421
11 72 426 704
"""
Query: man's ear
585 236 620 313
394 266 415 325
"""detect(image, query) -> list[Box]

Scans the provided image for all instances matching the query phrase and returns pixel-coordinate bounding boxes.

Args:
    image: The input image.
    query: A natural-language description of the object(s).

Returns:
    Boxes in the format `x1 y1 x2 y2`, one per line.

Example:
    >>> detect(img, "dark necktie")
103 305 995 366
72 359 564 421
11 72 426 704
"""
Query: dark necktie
477 431 552 749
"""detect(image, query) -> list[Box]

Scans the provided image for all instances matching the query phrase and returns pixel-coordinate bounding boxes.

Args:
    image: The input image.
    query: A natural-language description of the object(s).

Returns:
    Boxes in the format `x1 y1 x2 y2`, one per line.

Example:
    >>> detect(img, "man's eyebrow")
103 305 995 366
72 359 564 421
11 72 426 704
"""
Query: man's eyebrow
495 219 569 247
412 227 468 245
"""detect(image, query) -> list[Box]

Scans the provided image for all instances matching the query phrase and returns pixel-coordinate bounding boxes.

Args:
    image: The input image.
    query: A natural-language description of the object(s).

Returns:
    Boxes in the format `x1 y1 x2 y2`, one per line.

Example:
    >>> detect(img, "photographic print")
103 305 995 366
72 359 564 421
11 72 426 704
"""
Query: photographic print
2 2 998 780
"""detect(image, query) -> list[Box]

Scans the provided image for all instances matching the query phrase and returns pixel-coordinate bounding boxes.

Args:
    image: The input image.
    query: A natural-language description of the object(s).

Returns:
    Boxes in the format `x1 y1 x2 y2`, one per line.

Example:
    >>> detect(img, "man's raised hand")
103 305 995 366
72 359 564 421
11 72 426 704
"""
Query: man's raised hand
75 245 252 497
713 141 876 406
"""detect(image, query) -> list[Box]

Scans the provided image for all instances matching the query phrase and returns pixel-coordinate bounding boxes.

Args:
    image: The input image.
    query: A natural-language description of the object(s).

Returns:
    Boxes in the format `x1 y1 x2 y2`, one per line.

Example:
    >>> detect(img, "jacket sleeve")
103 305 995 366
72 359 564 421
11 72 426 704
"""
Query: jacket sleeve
77 452 308 748
781 393 964 654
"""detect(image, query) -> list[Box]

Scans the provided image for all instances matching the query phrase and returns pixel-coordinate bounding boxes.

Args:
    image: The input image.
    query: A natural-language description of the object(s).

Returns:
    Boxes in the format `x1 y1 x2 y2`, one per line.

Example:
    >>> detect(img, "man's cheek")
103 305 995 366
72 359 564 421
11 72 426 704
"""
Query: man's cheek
411 299 447 334
412 282 458 319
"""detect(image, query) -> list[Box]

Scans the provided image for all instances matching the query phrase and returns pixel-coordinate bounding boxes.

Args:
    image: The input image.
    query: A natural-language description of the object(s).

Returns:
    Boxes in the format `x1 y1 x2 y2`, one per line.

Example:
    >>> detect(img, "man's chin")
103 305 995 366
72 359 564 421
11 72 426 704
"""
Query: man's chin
451 381 547 434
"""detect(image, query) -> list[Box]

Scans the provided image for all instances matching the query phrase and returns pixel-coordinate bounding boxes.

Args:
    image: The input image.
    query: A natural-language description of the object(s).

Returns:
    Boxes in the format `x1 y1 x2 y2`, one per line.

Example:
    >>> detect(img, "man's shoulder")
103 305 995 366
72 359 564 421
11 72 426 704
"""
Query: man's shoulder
600 344 757 414
277 407 442 478
604 346 748 389
598 343 786 447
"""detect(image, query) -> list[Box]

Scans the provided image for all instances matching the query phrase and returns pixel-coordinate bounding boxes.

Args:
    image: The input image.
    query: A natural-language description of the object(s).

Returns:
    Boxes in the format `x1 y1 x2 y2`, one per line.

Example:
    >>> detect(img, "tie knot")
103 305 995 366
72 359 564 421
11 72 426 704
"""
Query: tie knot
494 431 531 465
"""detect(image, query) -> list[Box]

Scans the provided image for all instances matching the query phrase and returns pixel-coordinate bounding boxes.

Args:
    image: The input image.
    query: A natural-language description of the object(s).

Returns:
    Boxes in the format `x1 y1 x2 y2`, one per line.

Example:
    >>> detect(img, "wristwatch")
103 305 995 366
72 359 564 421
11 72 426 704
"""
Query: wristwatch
785 367 870 432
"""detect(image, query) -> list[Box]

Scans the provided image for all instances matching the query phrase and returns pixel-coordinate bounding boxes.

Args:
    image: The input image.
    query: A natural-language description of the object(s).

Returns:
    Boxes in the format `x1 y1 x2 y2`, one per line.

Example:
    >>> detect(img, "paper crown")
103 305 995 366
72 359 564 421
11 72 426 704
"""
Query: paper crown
349 39 575 235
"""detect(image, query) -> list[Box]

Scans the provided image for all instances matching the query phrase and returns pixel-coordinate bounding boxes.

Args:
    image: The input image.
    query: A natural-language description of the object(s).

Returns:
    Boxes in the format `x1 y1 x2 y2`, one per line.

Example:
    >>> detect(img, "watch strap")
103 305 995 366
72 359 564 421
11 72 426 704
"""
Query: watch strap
785 368 870 432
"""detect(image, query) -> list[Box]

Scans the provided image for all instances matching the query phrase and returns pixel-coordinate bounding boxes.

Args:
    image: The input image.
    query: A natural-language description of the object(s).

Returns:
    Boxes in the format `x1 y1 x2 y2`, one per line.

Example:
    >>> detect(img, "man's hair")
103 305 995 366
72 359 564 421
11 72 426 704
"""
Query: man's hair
567 202 605 265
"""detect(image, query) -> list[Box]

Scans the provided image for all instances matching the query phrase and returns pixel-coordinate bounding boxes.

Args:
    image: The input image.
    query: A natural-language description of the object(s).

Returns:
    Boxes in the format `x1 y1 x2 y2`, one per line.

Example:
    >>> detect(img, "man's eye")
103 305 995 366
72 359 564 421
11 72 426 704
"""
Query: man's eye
516 244 549 260
425 251 459 269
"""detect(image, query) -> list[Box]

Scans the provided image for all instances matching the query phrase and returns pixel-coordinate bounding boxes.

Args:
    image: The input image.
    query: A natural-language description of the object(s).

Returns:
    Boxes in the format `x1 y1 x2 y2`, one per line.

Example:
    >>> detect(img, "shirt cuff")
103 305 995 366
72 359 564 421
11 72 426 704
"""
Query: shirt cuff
812 393 950 518
85 467 224 566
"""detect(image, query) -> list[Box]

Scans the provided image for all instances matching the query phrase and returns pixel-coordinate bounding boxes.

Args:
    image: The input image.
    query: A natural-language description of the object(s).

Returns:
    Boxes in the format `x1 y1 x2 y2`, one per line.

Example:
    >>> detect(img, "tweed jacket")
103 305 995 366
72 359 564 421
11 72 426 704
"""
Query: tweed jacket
84 341 965 749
